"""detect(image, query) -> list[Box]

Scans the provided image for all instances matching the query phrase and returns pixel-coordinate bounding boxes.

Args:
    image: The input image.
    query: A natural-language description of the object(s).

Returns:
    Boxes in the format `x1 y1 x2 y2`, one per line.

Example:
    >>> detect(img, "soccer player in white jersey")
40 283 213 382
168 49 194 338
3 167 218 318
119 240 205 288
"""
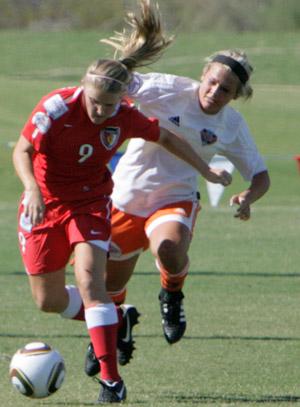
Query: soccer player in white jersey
96 49 270 359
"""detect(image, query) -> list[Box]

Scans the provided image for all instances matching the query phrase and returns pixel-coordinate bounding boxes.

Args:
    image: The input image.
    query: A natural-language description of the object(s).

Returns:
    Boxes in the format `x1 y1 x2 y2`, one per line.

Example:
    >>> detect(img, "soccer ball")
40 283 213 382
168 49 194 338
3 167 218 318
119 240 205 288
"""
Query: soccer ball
9 342 65 398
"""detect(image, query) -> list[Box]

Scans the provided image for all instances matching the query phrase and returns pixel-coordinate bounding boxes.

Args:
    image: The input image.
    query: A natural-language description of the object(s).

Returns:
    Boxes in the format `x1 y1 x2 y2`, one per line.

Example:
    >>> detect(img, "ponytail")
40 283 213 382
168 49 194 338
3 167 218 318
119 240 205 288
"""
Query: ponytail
102 0 173 70
83 0 173 93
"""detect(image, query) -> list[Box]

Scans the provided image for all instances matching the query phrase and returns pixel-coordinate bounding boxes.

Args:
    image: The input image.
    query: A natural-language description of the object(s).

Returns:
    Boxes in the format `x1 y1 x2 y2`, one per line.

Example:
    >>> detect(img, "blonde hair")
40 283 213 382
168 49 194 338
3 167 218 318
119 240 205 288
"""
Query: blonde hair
83 0 173 93
204 49 254 99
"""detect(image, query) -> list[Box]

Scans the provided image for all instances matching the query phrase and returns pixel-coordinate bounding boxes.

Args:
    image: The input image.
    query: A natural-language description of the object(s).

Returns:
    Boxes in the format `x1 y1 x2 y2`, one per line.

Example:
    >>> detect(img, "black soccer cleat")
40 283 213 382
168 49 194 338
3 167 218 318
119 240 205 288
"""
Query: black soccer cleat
84 305 140 376
97 379 127 404
85 342 100 377
117 304 140 366
159 288 186 344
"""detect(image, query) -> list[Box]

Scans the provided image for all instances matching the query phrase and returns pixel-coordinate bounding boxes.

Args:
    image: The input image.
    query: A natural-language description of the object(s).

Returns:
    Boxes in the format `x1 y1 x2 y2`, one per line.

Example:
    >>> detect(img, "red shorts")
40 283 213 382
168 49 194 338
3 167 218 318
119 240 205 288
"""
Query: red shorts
17 197 112 275
110 200 200 261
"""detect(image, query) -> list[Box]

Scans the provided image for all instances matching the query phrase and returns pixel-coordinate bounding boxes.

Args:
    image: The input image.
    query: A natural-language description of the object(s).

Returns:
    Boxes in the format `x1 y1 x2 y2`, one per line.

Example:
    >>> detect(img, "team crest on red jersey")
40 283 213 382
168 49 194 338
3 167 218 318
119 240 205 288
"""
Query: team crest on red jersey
100 127 120 150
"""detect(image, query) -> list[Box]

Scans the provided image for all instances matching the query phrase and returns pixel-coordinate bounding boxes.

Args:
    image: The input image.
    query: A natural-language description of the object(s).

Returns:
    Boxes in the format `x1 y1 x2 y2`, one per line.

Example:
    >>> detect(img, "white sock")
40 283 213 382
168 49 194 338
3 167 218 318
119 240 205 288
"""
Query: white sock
60 285 83 319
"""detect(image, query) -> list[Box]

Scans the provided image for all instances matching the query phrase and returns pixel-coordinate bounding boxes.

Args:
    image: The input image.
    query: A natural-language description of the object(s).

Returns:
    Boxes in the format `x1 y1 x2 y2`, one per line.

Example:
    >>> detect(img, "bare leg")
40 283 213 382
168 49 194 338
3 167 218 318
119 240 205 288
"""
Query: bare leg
106 255 140 295
74 242 109 306
28 268 68 313
148 220 191 344
149 220 191 276
74 242 120 383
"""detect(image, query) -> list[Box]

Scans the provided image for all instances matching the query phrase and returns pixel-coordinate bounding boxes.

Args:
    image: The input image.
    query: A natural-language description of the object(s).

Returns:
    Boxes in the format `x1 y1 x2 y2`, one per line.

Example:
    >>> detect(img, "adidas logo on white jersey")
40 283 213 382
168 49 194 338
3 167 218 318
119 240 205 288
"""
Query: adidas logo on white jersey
168 116 180 126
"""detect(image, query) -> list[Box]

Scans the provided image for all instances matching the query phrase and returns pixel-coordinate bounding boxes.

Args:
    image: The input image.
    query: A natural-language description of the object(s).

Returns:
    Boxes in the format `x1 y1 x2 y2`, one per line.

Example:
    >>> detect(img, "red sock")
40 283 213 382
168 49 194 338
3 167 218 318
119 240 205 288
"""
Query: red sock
89 324 120 381
85 303 120 382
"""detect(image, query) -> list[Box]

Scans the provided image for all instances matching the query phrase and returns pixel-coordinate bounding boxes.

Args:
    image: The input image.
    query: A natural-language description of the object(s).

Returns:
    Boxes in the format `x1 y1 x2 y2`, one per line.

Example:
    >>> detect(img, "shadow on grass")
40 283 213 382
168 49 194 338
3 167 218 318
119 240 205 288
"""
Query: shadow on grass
189 271 300 278
8 270 300 278
44 403 102 406
12 394 300 405
160 394 300 404
135 333 300 342
0 333 88 339
41 394 300 405
134 271 300 278
1 332 300 342
182 335 300 342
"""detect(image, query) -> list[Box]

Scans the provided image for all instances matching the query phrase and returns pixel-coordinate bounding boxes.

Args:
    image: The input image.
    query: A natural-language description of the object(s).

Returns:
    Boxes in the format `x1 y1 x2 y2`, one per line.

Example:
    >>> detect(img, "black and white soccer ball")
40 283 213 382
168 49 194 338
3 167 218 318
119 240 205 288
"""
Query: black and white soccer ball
9 342 65 398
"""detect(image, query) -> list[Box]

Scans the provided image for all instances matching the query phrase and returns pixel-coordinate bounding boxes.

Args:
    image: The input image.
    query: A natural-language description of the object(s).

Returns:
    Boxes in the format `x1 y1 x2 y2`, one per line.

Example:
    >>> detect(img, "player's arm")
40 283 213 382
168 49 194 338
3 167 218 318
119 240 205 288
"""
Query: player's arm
230 170 270 221
157 127 232 186
12 135 45 226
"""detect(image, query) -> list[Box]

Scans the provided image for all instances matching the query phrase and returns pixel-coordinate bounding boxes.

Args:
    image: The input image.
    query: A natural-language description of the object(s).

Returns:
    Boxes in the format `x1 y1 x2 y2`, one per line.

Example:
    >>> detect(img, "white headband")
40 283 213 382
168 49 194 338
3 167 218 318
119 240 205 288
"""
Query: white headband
86 72 126 86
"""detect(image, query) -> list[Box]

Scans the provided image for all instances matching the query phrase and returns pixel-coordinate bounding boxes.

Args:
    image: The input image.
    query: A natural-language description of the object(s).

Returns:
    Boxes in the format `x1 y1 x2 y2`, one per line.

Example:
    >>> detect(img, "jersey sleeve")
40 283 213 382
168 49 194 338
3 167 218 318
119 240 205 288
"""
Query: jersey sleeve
21 90 69 152
221 119 267 181
128 72 197 105
129 108 160 142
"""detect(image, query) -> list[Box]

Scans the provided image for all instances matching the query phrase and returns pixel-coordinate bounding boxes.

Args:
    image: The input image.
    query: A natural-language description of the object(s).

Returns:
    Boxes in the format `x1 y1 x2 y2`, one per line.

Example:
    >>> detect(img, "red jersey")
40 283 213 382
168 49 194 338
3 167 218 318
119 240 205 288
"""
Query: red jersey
21 86 160 202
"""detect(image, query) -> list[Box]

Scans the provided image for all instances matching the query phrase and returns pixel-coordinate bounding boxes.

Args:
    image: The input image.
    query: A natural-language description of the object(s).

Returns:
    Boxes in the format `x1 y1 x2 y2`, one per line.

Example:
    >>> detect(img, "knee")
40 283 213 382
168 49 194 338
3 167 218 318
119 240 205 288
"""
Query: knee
156 240 188 273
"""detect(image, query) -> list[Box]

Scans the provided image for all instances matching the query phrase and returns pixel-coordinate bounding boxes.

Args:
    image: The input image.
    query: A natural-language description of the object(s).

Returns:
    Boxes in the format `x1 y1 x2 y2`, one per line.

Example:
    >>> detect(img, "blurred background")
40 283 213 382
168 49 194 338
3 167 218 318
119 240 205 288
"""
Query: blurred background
1 3 300 406
0 0 299 32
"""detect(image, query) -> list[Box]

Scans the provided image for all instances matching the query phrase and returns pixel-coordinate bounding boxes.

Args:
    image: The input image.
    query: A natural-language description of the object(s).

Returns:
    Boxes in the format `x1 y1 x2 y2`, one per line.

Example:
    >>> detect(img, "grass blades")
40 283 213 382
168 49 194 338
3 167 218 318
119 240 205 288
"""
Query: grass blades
0 29 300 406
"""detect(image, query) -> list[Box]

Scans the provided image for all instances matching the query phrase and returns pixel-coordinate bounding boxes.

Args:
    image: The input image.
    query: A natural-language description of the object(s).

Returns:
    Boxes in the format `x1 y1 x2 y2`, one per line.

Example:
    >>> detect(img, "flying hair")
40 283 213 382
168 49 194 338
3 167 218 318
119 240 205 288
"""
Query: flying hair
100 0 174 70
83 0 173 93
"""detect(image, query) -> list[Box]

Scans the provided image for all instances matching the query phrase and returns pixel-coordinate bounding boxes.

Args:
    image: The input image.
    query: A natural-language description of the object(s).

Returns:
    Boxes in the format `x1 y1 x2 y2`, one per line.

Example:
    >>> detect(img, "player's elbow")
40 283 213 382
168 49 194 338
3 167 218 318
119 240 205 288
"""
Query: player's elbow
253 170 271 195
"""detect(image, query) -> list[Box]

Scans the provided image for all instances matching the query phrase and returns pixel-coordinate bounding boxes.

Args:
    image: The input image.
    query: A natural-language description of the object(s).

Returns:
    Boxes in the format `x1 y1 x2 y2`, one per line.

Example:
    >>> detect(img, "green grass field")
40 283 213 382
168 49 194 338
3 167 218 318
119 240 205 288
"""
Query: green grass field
0 30 300 406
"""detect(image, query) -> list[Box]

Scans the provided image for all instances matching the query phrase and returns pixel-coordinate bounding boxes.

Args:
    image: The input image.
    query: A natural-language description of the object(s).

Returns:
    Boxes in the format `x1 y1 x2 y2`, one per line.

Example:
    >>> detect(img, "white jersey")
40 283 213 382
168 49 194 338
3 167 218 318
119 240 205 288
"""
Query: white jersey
112 72 267 217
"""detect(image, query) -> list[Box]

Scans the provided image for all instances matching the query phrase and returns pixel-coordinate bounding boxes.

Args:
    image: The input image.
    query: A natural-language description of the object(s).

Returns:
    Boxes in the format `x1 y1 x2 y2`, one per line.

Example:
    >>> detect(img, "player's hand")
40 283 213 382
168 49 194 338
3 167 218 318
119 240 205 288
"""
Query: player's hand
230 194 251 221
23 188 45 226
206 168 232 186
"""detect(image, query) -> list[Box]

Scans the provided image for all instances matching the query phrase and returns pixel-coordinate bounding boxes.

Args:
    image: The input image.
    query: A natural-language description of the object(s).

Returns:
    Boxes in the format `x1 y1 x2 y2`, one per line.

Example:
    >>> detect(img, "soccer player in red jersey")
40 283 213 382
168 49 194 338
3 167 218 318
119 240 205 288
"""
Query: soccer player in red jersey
13 1 231 403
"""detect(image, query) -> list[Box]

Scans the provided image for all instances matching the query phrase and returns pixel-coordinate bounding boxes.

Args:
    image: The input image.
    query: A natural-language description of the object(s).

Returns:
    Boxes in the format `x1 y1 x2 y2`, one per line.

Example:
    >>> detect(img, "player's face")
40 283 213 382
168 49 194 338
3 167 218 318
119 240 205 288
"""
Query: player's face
199 63 239 114
84 84 123 125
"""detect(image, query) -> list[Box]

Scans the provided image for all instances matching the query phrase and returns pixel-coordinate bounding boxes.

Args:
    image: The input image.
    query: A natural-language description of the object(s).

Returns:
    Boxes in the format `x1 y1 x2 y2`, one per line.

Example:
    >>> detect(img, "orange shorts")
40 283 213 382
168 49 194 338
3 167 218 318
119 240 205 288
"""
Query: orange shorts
110 200 200 261
18 198 112 275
